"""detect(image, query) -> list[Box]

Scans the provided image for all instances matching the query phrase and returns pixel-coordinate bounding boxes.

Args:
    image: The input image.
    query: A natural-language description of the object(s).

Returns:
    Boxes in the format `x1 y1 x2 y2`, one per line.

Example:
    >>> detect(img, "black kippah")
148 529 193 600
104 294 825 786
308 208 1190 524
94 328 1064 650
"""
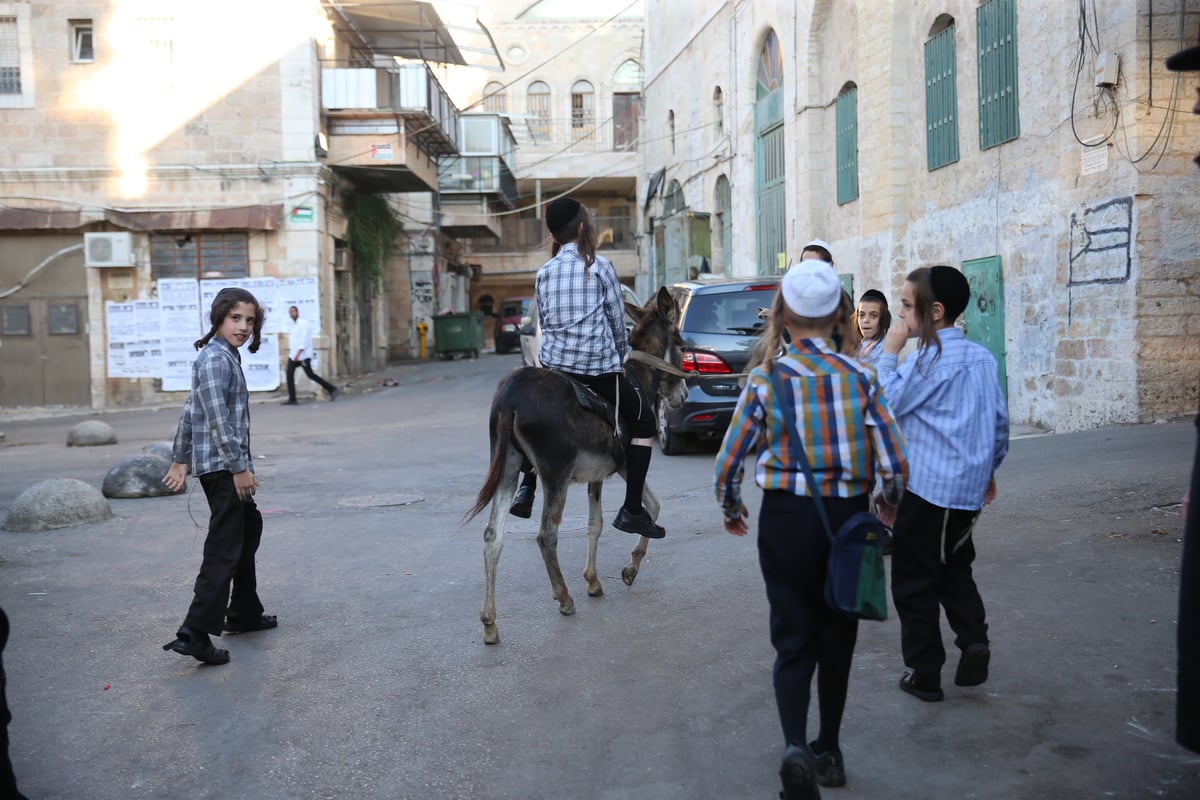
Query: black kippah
929 266 970 320
859 289 888 307
545 197 582 235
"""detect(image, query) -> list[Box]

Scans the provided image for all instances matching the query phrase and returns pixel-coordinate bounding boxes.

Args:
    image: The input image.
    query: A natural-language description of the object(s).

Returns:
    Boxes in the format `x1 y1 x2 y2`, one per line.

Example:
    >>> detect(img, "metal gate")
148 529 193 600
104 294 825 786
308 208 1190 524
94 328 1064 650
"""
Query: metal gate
961 256 1008 400
755 122 786 275
357 279 375 373
0 296 90 407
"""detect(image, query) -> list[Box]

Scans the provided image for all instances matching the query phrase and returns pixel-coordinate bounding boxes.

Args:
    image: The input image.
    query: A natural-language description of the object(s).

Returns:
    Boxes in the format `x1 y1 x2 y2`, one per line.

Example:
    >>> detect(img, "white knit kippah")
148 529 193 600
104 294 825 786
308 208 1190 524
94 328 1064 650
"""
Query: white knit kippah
781 260 842 318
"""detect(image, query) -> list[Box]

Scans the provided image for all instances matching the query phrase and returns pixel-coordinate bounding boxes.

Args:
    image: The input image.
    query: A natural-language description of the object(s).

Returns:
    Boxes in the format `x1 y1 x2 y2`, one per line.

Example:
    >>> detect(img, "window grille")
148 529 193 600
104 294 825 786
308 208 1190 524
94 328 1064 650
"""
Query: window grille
527 81 550 141
0 17 20 94
570 80 594 130
836 86 859 205
151 233 250 280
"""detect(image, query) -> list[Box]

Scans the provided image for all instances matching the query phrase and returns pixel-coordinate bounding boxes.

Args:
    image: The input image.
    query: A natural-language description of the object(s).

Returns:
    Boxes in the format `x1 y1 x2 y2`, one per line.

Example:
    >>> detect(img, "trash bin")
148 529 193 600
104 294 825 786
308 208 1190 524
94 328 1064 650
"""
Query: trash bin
432 312 485 360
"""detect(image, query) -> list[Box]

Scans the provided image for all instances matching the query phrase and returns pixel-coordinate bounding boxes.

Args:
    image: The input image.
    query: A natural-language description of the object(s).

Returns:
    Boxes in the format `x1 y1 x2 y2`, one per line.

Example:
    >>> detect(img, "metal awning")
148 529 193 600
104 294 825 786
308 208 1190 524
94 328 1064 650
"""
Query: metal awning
324 1 502 70
0 208 84 230
105 206 284 232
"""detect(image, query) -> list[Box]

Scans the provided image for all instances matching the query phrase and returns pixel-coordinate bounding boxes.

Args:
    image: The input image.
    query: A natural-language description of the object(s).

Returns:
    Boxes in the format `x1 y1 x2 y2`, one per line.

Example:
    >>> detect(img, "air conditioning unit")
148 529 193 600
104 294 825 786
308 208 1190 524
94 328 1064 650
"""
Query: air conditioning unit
334 247 354 272
84 232 135 267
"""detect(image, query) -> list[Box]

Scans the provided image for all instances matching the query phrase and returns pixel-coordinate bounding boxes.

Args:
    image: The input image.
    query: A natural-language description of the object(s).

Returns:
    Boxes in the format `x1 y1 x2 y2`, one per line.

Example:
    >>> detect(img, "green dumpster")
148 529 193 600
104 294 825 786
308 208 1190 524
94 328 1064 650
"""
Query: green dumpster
432 312 485 360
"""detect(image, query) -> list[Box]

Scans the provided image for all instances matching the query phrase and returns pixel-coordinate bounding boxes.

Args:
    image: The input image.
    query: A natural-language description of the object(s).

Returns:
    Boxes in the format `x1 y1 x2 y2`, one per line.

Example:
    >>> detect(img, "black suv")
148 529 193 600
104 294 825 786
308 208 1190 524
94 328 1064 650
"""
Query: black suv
657 277 782 454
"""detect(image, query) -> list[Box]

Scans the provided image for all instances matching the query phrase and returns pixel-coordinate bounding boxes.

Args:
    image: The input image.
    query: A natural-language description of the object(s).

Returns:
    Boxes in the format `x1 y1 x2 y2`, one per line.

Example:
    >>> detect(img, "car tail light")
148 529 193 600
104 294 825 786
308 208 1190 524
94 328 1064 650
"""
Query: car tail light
743 284 779 292
681 350 734 374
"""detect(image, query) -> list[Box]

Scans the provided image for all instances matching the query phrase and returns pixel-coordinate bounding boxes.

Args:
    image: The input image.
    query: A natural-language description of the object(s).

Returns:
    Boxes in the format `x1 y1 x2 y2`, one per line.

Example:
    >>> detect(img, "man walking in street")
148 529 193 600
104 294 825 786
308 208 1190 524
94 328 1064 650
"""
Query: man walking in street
1166 39 1200 757
283 305 338 405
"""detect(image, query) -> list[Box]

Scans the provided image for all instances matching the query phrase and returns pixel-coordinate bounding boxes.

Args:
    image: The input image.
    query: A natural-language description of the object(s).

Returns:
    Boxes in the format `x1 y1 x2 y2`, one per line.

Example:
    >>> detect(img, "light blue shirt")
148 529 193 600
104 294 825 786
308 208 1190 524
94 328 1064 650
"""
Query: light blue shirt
876 328 1008 510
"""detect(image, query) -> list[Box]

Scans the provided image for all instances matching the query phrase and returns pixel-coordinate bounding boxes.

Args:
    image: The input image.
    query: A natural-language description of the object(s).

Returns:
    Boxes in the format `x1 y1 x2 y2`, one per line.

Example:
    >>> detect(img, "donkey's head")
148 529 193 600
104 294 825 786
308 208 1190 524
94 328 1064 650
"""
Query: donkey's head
625 286 688 409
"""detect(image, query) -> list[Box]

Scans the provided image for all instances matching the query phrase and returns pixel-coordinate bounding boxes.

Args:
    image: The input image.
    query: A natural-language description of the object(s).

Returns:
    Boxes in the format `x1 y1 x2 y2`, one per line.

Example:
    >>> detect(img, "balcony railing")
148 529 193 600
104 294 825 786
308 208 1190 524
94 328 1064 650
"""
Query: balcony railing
468 215 636 254
322 62 460 156
438 156 517 207
510 116 638 154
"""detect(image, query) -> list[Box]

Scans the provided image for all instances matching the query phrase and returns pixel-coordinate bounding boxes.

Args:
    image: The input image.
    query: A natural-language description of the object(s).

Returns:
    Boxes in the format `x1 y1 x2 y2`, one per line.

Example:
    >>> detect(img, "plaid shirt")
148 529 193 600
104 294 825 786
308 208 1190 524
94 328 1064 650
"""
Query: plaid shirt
171 336 253 476
535 243 628 375
714 338 908 519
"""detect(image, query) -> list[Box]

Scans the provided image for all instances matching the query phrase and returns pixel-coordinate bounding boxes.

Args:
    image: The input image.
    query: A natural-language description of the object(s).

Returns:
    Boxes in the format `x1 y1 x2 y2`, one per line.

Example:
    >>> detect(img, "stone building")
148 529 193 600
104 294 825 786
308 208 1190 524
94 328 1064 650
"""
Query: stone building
437 0 645 318
640 0 1200 432
0 0 497 408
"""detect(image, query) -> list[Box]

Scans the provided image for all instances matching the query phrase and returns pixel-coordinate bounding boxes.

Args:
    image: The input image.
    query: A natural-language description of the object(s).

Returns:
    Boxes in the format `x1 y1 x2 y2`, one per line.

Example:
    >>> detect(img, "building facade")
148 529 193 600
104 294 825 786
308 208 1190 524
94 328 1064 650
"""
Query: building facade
0 0 494 408
640 0 1200 433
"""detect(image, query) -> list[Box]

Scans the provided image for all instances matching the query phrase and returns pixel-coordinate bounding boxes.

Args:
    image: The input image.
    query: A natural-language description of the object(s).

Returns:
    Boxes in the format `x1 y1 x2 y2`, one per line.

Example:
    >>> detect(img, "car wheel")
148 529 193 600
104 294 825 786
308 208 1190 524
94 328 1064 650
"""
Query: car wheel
657 397 686 455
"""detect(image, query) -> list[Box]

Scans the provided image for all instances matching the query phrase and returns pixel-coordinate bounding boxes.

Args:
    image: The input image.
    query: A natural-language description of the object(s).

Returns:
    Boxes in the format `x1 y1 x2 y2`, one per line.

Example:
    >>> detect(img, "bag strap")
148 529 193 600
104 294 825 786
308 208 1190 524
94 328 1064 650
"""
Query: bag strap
769 365 835 542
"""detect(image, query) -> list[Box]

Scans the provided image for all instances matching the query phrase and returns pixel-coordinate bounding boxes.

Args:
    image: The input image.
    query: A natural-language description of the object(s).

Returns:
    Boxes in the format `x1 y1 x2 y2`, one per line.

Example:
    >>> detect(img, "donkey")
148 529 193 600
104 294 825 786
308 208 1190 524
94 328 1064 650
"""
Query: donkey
465 287 689 644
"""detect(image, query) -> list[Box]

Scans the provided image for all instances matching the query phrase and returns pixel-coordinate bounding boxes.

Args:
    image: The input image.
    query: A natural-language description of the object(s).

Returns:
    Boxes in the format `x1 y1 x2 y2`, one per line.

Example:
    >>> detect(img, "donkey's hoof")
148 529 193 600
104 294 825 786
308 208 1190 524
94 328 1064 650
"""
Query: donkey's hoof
587 584 604 598
483 624 500 645
558 598 576 616
621 566 639 586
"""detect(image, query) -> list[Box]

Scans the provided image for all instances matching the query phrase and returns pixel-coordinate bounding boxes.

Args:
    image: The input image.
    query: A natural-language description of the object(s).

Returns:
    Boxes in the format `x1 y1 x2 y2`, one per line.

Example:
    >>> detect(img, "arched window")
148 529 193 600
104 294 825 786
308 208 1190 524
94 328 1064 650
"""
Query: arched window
754 29 785 275
663 179 684 216
924 16 959 170
836 82 859 204
714 175 731 276
482 81 506 113
668 110 675 155
713 86 724 138
527 80 550 142
571 79 594 130
612 59 642 150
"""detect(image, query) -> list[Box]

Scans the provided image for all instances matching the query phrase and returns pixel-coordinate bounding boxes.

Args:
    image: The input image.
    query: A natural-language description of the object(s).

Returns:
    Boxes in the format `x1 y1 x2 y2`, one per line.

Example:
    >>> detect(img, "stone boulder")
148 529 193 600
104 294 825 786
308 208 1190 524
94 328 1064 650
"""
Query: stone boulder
4 479 112 531
102 454 181 498
142 441 175 461
67 420 117 447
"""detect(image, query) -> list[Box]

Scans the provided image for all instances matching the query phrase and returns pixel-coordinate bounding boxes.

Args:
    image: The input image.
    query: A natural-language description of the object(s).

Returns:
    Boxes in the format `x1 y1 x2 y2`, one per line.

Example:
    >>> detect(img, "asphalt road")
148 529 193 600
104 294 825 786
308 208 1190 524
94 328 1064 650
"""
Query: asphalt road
1 352 1198 799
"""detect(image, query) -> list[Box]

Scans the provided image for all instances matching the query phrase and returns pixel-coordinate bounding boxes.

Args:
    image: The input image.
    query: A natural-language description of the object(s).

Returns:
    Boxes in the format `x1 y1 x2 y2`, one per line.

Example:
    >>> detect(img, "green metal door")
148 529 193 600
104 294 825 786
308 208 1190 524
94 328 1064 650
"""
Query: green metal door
756 122 786 275
961 256 1007 399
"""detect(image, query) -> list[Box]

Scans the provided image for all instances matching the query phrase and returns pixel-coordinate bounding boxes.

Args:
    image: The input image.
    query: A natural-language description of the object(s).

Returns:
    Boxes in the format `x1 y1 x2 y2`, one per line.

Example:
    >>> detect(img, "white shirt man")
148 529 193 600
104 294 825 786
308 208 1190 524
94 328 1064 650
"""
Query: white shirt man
283 306 338 404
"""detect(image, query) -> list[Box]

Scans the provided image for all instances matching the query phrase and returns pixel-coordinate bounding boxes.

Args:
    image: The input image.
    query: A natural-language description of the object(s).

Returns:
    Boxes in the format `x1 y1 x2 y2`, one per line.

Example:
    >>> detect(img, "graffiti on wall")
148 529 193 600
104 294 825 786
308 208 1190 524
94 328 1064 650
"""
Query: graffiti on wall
1068 196 1132 286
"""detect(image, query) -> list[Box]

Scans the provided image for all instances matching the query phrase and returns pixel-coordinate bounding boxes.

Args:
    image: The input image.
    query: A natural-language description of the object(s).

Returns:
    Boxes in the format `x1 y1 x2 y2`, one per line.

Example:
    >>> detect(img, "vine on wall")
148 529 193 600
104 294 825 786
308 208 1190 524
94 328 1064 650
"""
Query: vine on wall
342 190 399 288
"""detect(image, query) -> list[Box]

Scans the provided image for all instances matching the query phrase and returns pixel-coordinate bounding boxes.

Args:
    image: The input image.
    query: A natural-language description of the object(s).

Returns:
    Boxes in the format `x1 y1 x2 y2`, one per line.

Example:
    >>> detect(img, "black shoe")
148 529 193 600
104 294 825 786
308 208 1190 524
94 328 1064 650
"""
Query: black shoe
163 626 229 665
281 399 298 405
509 483 535 518
223 613 278 634
329 388 339 401
955 643 991 687
779 744 821 800
808 742 845 788
613 506 665 539
898 672 943 702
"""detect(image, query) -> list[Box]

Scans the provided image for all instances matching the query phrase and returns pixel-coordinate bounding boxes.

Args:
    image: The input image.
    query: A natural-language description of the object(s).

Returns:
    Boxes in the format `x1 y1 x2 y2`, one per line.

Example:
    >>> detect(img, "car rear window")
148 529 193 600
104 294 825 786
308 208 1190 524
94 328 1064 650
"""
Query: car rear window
682 288 779 335
500 299 530 317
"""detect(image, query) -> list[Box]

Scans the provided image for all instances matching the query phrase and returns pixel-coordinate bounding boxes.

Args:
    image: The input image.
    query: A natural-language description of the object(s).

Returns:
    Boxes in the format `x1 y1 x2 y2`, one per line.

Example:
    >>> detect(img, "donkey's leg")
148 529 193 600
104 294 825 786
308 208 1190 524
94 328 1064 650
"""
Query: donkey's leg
481 451 521 645
536 481 575 616
583 480 604 597
621 483 660 586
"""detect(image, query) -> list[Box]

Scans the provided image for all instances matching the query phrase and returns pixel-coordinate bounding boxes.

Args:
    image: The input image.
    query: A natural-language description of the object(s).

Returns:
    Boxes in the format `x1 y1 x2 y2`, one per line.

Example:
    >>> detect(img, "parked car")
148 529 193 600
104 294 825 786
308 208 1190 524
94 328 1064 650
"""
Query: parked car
494 296 531 354
519 285 643 368
656 276 782 455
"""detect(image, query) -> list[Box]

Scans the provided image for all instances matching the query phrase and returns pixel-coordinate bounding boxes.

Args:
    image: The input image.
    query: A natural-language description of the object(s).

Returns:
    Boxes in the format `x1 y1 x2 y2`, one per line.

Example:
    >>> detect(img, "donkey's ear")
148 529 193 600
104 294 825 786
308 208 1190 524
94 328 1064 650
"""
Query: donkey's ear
625 301 647 323
655 286 678 325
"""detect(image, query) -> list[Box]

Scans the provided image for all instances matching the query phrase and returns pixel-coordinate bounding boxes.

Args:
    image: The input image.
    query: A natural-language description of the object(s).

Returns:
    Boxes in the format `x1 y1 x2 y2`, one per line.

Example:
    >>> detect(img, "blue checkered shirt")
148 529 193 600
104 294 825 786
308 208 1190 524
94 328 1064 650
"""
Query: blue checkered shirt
535 243 628 375
171 336 254 476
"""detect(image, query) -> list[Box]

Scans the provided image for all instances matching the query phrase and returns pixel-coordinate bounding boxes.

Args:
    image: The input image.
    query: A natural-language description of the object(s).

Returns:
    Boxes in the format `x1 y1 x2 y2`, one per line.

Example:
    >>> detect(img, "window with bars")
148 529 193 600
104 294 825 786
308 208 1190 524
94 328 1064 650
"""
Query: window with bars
925 22 959 170
49 303 79 334
570 80 594 131
1 305 30 335
836 85 859 205
150 233 250 280
0 16 20 94
70 19 94 62
527 81 550 141
482 81 505 113
977 0 1020 149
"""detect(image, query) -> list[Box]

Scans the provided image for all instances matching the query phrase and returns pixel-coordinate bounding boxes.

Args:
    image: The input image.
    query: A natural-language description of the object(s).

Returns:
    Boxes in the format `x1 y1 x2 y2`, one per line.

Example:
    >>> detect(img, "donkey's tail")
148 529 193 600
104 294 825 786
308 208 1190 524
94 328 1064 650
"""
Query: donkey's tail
463 406 516 523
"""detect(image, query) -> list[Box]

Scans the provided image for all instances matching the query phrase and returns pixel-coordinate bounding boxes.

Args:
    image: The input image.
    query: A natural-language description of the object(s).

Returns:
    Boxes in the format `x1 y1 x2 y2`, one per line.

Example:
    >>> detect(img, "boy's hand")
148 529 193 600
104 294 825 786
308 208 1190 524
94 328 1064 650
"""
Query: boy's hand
874 493 898 527
722 505 749 537
162 462 188 492
883 324 908 355
984 475 997 506
233 469 257 501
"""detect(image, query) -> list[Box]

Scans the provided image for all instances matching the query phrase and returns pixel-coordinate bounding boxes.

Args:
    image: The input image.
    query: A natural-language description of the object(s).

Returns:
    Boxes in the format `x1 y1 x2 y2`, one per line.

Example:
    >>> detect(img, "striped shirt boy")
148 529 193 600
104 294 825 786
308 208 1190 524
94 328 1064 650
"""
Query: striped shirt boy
171 336 253 477
536 242 628 375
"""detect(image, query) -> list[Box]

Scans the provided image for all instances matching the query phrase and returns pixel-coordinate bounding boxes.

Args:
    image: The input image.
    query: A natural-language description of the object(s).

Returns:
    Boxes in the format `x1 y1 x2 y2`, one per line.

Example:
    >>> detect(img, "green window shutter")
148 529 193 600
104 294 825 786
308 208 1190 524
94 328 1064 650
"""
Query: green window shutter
836 87 858 205
977 0 1020 150
925 24 959 170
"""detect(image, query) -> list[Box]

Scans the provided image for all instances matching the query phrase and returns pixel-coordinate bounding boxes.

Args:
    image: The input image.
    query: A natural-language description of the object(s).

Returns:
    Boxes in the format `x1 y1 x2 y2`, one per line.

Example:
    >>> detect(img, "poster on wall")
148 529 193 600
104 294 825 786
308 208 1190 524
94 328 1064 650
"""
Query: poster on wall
200 277 279 333
105 302 137 378
159 279 202 392
274 276 321 338
129 299 163 377
241 333 281 392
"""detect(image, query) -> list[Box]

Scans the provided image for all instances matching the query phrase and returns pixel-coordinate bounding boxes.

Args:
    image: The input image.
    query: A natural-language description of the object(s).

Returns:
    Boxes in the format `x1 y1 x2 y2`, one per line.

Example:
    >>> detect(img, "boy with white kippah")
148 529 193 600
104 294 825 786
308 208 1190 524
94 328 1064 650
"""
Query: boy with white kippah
715 258 908 797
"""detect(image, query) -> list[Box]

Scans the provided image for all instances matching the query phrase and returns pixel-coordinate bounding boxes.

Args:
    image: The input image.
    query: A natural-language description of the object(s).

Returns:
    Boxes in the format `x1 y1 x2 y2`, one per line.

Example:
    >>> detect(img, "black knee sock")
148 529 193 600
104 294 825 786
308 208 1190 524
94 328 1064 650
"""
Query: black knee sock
519 471 537 492
623 444 651 513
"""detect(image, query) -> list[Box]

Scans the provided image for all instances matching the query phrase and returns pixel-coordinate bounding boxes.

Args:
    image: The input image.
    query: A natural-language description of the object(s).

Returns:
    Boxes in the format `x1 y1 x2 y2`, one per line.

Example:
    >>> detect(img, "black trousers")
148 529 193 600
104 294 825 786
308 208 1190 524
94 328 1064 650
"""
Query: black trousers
0 607 28 800
1178 409 1200 754
559 371 656 438
890 490 988 687
183 471 265 636
286 358 335 401
757 490 864 749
